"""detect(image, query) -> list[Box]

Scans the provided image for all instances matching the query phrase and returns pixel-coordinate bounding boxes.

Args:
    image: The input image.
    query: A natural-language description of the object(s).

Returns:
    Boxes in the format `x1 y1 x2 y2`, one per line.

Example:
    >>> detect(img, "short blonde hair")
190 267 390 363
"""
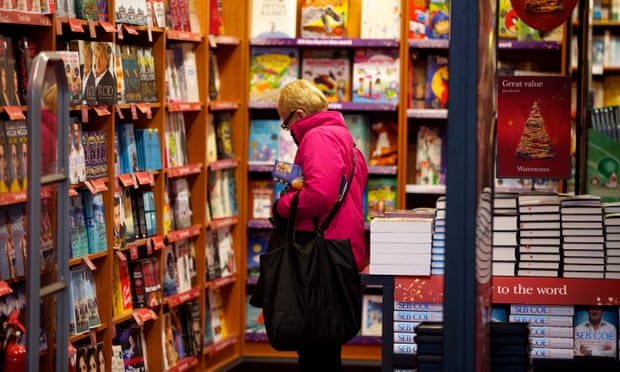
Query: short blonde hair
278 79 328 117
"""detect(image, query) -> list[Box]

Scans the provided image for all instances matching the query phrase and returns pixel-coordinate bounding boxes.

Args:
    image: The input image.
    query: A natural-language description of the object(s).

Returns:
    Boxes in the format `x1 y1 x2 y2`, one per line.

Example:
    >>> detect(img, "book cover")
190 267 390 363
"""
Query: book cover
92 42 116 105
68 118 86 184
70 267 90 334
498 0 519 39
174 239 192 293
247 229 269 279
6 205 25 279
205 230 221 281
70 193 90 258
352 48 400 103
83 191 108 254
248 179 273 220
206 113 218 164
136 47 150 103
141 257 162 307
248 119 280 165
361 294 383 336
424 54 449 109
215 227 236 278
585 129 620 202
344 114 370 163
250 0 298 38
116 325 147 371
301 48 351 102
368 120 398 166
15 37 37 106
170 177 193 229
574 305 617 357
215 111 235 159
3 121 21 192
57 50 82 105
300 0 348 38
249 47 299 102
84 268 102 328
366 176 397 221
426 0 450 39
416 125 444 185
40 198 55 271
112 255 133 317
496 76 572 179
360 0 400 39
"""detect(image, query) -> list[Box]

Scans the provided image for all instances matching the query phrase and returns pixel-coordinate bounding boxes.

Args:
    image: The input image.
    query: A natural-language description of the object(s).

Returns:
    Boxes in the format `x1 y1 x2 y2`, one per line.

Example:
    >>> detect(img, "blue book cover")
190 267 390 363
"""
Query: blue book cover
83 191 108 254
147 128 162 171
70 194 90 258
574 305 618 358
247 230 270 278
248 119 280 165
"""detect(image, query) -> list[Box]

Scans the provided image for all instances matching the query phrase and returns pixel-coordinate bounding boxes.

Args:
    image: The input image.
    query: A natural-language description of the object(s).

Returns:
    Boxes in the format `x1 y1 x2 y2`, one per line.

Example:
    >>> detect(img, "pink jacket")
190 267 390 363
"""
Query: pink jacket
276 111 369 271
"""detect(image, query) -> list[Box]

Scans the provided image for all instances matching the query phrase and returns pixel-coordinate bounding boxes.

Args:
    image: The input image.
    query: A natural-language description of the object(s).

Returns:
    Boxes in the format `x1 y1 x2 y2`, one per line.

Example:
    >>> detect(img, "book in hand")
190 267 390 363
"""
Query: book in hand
272 160 303 190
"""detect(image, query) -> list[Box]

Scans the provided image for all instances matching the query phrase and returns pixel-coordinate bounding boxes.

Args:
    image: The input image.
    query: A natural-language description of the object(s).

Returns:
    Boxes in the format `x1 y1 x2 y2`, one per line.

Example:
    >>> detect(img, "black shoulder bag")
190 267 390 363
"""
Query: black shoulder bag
258 151 361 351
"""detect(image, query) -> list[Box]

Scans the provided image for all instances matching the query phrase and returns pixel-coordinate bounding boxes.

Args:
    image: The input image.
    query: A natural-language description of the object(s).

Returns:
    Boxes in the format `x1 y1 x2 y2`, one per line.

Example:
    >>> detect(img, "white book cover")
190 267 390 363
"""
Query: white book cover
250 0 297 38
360 0 401 39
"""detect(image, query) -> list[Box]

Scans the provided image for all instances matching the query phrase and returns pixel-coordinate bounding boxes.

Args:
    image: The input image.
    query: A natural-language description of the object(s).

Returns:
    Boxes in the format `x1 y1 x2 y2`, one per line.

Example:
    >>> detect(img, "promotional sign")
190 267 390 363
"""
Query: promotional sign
496 75 572 179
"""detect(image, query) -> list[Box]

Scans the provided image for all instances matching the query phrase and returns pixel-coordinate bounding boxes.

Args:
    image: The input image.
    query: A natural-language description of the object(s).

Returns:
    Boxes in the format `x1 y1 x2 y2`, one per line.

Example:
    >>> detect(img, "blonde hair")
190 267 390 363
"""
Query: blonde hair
278 79 328 117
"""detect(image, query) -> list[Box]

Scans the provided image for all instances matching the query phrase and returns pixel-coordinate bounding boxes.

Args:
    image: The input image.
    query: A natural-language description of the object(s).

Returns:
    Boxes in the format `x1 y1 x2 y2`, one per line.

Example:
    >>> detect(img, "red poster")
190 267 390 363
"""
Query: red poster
496 76 572 179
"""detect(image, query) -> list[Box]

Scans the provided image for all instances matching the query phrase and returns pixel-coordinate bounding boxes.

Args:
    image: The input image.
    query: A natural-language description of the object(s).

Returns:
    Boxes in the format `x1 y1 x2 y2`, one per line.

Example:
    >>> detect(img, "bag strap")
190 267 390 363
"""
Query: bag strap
317 148 356 233
286 147 357 243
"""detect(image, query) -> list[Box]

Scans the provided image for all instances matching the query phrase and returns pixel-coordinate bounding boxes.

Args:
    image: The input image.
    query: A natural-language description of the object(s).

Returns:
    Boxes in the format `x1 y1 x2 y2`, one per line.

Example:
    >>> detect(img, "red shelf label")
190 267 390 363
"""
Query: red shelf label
135 171 153 185
3 106 25 120
135 103 152 118
168 102 201 112
132 308 158 326
69 18 84 32
165 287 200 308
492 277 620 305
93 105 111 116
166 225 201 243
167 30 202 42
167 164 202 178
90 179 108 192
123 24 139 35
0 281 12 297
100 21 116 33
151 235 165 250
209 158 238 171
118 174 134 187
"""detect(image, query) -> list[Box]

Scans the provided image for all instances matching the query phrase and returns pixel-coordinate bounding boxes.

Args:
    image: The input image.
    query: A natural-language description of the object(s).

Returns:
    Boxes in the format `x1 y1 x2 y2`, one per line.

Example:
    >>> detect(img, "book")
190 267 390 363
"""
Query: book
248 119 280 165
82 191 107 254
300 0 349 38
368 120 398 166
301 48 350 102
344 114 370 163
248 179 273 220
352 48 400 103
416 125 444 185
574 305 617 358
366 176 397 221
247 229 269 278
427 0 450 39
215 227 236 278
361 294 383 337
250 0 297 38
424 54 449 109
174 239 192 293
360 0 400 39
249 46 299 102
116 324 147 371
69 193 90 258
214 111 235 159
70 267 91 334
112 255 133 318
57 50 82 105
205 230 221 281
92 42 117 105
169 177 193 229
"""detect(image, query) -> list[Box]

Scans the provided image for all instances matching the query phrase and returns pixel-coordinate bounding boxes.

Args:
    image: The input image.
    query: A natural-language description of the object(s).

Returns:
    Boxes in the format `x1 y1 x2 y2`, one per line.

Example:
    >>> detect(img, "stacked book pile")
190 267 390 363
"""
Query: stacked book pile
432 196 447 275
369 215 433 275
392 301 442 369
414 322 444 372
603 202 620 279
517 192 563 277
492 191 519 276
508 304 574 359
490 321 531 372
560 195 605 278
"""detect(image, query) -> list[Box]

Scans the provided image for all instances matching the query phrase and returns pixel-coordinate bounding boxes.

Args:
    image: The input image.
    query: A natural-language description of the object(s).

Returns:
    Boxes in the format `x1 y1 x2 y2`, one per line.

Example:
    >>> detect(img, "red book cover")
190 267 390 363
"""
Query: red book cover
496 76 571 179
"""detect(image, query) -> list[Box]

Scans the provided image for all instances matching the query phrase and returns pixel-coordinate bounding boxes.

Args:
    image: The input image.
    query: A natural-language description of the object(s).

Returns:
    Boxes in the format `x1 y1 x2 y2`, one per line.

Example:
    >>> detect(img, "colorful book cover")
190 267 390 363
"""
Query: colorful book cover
4 120 21 192
424 54 449 109
70 267 90 334
496 76 572 179
70 193 90 258
360 0 401 39
416 125 444 185
409 51 427 108
409 0 428 39
248 119 280 165
344 114 370 164
215 111 235 159
368 120 398 166
68 117 86 184
6 206 24 278
366 176 397 221
426 0 450 39
205 230 221 281
250 0 298 38
249 47 299 102
116 325 147 371
216 227 236 278
83 191 108 254
301 48 350 102
573 305 618 358
300 0 348 38
586 129 620 202
84 268 102 328
498 0 519 39
247 230 270 278
57 50 82 105
112 255 133 317
245 294 266 334
248 179 273 220
361 294 383 336
93 42 117 105
174 239 192 293
352 48 400 103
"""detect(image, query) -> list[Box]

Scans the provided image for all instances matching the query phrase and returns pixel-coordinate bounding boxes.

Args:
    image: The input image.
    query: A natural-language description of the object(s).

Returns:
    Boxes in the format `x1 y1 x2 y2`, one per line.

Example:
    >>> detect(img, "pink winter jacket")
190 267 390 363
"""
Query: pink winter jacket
275 110 369 271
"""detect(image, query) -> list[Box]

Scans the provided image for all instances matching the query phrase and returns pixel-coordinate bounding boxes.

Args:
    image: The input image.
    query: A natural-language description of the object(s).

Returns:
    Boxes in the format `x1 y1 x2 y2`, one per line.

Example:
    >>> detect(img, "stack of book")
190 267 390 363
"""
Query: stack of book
517 192 563 277
512 304 575 358
560 195 605 278
603 202 620 279
492 192 519 276
431 197 446 275
369 216 433 275
414 322 444 372
393 301 443 361
508 305 574 359
490 321 531 372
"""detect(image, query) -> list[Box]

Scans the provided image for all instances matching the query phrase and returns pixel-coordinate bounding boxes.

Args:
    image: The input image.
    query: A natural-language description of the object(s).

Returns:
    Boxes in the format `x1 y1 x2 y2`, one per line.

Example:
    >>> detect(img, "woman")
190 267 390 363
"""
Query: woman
272 79 369 371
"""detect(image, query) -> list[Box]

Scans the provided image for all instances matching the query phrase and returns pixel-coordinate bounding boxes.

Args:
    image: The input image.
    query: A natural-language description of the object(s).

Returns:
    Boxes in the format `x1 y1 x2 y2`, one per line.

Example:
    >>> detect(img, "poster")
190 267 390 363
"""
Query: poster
496 75 572 179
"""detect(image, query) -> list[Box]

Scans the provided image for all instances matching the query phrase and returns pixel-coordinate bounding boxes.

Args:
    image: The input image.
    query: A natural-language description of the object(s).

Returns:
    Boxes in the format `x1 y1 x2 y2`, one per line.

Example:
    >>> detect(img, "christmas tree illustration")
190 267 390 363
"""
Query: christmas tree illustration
515 100 556 159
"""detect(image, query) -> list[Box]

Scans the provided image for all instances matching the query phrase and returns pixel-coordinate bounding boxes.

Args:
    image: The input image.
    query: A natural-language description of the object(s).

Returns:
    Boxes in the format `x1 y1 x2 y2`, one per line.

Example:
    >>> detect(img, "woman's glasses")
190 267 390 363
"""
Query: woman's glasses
280 110 297 129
